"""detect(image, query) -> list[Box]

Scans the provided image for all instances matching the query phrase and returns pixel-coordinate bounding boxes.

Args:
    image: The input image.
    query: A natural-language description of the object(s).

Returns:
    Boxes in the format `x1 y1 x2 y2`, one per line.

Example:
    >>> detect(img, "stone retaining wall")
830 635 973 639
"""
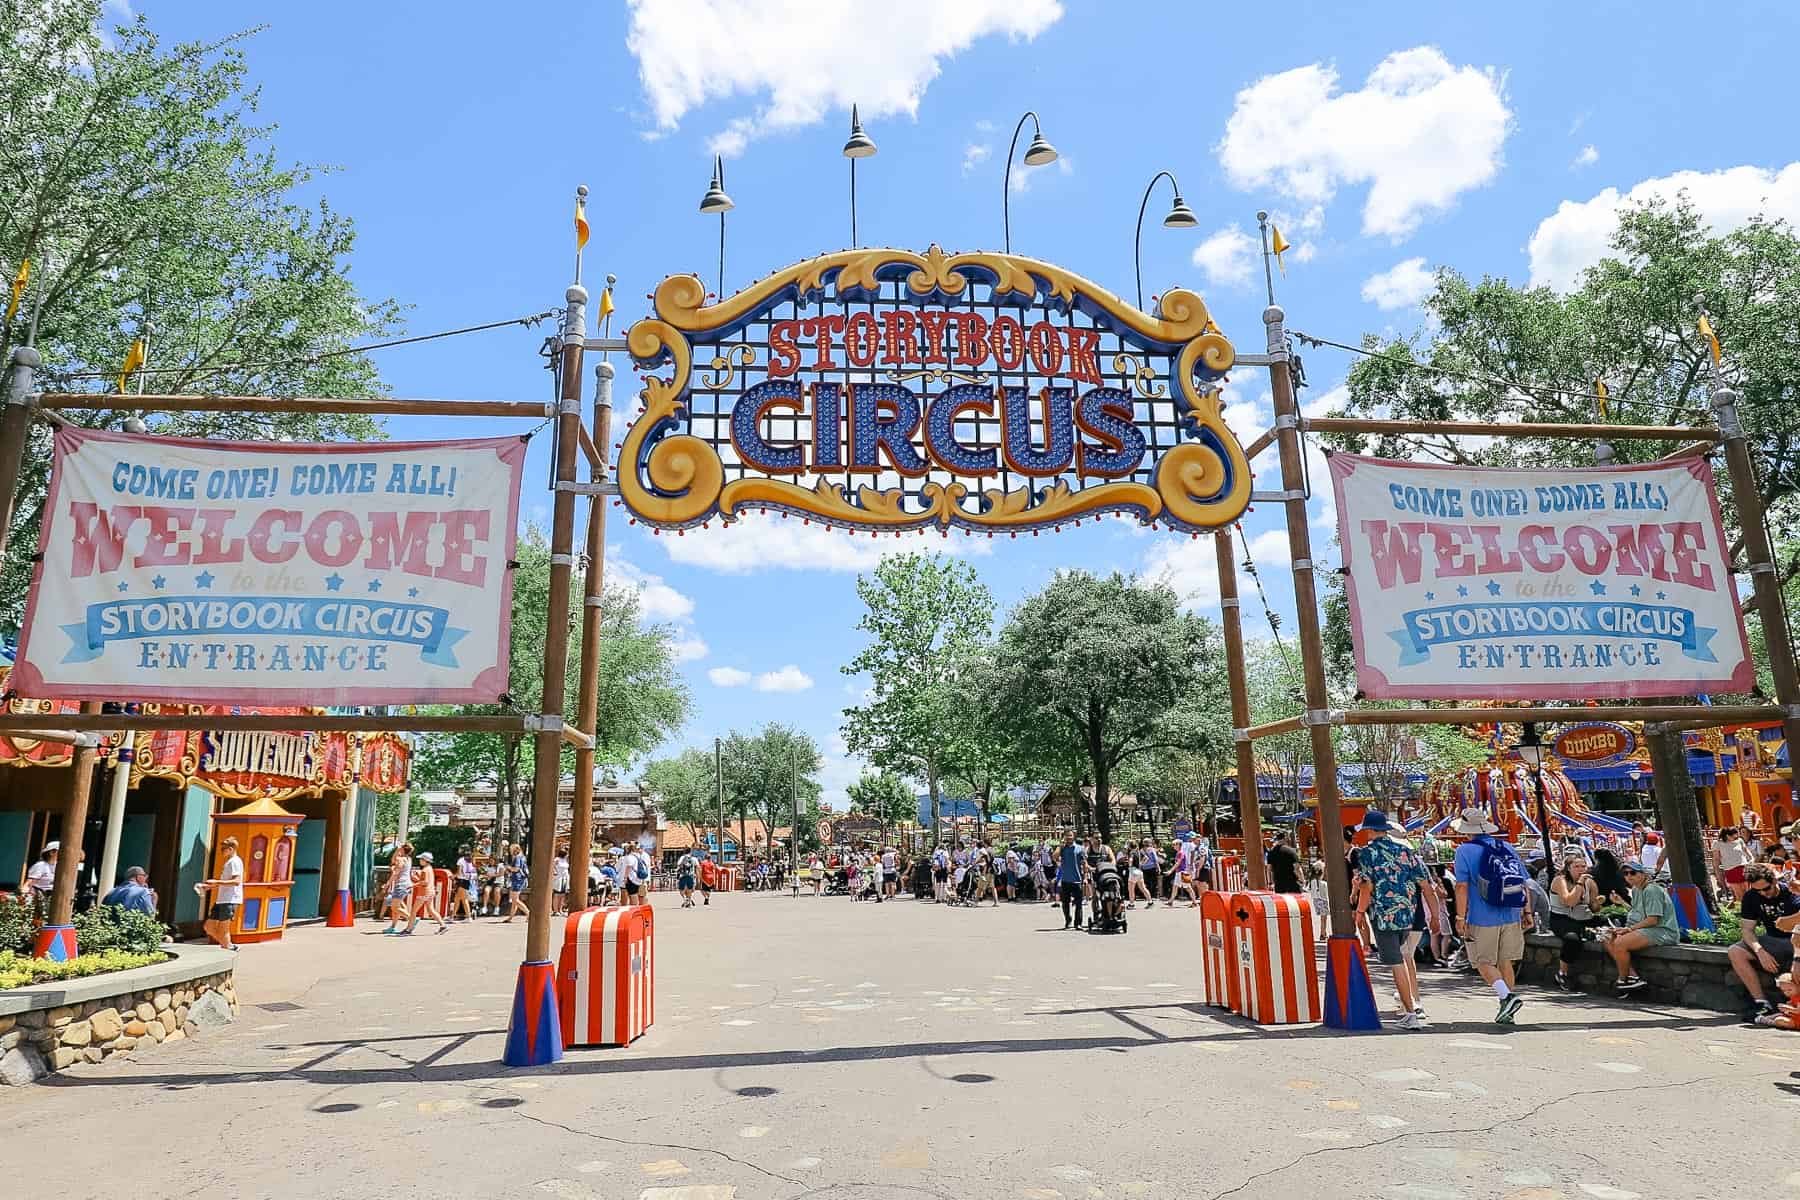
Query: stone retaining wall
1517 932 1753 1013
0 968 237 1086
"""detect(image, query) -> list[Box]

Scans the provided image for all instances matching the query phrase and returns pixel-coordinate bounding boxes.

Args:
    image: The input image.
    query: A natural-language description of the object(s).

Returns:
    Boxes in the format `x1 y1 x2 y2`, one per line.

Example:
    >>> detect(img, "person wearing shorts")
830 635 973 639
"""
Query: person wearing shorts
382 842 414 935
1731 863 1800 1020
1600 860 1679 992
1450 809 1526 1025
677 852 698 908
201 836 245 951
1716 827 1751 902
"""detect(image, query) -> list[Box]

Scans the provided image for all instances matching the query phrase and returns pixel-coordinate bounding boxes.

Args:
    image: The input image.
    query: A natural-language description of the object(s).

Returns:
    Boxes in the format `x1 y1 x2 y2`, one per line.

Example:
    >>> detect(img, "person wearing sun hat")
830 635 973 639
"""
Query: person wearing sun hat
1353 809 1433 1030
1450 807 1528 1024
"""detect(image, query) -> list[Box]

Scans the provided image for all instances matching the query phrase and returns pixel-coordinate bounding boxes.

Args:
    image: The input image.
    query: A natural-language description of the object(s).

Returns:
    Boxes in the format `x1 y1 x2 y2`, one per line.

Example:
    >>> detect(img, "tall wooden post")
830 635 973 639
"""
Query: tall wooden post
503 279 586 1068
0 345 40 559
568 357 614 911
1258 209 1377 1028
34 701 102 960
1214 528 1266 888
1708 377 1800 799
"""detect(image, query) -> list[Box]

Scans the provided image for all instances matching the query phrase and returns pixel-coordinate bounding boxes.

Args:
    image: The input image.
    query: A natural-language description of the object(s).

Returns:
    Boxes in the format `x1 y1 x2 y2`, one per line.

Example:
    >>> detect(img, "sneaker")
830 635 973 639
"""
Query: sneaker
1496 993 1524 1024
1552 971 1570 991
1615 976 1649 993
1754 1013 1782 1027
1392 1011 1423 1031
1749 999 1778 1021
1413 1006 1426 1018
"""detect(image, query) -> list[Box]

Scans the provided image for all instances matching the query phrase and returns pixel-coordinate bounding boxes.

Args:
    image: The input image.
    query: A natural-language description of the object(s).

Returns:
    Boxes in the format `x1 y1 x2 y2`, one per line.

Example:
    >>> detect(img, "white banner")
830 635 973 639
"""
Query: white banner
14 429 526 705
1330 454 1753 700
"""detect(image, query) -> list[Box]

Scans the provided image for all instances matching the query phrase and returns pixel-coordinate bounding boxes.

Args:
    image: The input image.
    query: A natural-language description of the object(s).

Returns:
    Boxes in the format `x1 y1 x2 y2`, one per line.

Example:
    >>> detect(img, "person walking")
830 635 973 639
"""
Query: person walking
1140 839 1161 904
1451 808 1528 1024
676 850 699 908
1267 833 1303 894
1125 844 1150 909
502 843 529 922
381 842 414 935
452 851 477 921
1056 832 1086 930
1716 826 1752 903
410 852 449 934
1168 837 1200 907
25 842 58 901
200 837 245 951
1353 810 1432 1030
551 849 571 916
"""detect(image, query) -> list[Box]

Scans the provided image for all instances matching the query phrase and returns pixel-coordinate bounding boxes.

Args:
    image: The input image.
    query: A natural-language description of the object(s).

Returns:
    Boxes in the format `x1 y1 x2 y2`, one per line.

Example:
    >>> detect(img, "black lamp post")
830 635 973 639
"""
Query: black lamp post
1517 722 1554 877
842 105 876 247
698 156 734 299
1001 110 1058 253
1133 170 1198 311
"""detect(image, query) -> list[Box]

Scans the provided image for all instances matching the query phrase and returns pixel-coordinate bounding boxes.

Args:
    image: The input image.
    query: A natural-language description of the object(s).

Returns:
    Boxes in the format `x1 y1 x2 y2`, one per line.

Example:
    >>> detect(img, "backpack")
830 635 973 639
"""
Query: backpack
1472 836 1527 910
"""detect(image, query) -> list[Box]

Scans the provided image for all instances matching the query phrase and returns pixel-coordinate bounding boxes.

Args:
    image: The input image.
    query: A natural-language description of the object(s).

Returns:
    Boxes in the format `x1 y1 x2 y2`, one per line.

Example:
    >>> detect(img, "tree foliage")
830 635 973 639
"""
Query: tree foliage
719 723 822 854
840 553 994 844
846 768 915 827
641 747 717 845
988 571 1225 841
0 2 404 624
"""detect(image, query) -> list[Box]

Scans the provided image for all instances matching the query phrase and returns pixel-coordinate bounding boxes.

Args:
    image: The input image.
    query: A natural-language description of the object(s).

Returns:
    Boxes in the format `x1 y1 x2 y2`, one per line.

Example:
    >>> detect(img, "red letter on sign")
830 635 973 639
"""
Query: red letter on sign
67 503 141 578
1064 327 1103 384
768 320 801 378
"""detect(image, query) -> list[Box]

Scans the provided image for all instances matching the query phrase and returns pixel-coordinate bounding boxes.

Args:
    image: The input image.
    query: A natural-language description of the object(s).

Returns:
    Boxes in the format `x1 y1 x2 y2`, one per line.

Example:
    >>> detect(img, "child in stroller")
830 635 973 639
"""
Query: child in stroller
1087 846 1127 934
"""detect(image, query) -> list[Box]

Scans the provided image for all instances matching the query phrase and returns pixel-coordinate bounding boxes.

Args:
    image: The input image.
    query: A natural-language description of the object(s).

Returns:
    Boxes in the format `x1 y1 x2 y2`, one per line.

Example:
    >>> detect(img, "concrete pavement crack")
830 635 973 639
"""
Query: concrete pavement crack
507 1107 803 1185
1200 1068 1777 1200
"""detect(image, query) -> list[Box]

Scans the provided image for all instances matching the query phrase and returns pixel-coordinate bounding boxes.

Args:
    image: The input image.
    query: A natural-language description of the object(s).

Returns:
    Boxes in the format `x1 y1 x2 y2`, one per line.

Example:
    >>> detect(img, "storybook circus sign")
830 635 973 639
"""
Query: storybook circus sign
617 246 1252 534
12 430 525 704
1331 456 1754 699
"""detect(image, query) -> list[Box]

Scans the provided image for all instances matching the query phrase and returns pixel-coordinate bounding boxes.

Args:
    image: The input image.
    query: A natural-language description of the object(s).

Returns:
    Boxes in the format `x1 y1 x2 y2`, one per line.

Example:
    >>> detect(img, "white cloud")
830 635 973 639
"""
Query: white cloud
1008 153 1073 193
658 511 988 574
610 556 695 623
1526 162 1800 291
626 0 1065 156
962 143 991 174
670 635 709 664
1572 144 1599 169
1360 257 1435 311
754 665 814 693
708 666 751 687
1220 381 1272 444
1139 538 1222 612
1191 225 1257 289
1217 46 1510 239
1246 528 1292 567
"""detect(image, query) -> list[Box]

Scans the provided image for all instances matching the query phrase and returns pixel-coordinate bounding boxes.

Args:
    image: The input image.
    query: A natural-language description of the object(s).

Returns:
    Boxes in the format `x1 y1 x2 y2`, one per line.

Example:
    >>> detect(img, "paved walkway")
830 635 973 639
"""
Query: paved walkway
5 890 1797 1199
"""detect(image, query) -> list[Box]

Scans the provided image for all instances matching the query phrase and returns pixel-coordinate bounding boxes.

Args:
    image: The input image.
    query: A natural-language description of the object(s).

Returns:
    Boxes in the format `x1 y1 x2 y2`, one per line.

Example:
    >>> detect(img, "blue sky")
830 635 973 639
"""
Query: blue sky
134 1 1800 804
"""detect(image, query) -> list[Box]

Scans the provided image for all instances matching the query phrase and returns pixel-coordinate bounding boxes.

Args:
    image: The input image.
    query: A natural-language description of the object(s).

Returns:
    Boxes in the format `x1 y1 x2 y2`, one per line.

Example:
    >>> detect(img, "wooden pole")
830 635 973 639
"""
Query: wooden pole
35 392 550 419
0 347 40 561
567 357 614 911
1264 301 1354 935
42 702 102 949
1213 529 1266 887
1302 416 1714 443
523 285 588 969
1707 377 1800 813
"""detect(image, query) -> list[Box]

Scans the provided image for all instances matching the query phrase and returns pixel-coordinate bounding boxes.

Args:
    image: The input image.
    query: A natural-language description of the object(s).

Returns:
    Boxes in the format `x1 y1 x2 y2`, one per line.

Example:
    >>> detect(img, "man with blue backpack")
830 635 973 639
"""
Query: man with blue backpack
1451 807 1529 1024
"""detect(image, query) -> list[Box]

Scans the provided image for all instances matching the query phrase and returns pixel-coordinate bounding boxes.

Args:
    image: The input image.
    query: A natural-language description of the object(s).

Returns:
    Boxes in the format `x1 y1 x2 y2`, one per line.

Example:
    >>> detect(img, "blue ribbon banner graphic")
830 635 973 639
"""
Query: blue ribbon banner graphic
1386 601 1719 666
61 595 468 667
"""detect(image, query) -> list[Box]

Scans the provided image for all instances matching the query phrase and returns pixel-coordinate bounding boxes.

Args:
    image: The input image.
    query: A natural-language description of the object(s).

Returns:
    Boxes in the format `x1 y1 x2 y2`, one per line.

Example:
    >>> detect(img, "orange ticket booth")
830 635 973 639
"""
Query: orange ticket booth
210 797 303 943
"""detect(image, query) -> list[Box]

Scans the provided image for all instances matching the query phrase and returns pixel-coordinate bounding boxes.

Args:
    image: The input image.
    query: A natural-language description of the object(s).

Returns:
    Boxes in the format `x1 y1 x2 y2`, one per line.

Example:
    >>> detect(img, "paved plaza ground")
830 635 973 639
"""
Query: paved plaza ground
6 888 1798 1199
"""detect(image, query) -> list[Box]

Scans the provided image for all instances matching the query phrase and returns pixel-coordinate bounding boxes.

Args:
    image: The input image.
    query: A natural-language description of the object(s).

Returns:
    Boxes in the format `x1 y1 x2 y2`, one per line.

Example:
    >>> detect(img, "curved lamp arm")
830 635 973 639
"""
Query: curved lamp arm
1135 170 1181 312
1002 110 1044 254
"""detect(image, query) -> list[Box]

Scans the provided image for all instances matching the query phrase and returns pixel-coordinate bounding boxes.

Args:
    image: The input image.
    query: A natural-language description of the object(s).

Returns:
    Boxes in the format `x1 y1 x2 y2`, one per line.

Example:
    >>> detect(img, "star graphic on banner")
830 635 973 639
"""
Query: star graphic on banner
1629 584 1643 597
151 575 166 590
1423 591 1436 601
367 578 382 593
1590 580 1607 596
1455 585 1469 598
1656 590 1667 600
116 581 129 593
1485 580 1502 596
407 586 420 598
194 570 215 590
324 573 344 592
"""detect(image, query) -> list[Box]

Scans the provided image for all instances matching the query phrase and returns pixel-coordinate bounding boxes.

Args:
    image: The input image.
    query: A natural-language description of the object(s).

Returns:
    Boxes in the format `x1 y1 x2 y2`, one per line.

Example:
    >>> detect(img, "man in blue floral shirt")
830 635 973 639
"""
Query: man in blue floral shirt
1353 809 1432 1030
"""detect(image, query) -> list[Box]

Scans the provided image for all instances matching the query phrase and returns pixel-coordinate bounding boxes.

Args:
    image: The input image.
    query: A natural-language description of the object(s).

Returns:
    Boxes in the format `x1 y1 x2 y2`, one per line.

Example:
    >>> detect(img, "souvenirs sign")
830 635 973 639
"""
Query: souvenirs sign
1332 455 1754 700
619 245 1251 533
14 429 525 704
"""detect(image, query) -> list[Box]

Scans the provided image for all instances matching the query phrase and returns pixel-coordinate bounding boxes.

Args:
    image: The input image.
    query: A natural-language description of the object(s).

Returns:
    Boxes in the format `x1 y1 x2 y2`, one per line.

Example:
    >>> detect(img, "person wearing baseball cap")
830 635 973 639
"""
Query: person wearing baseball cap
1599 859 1678 993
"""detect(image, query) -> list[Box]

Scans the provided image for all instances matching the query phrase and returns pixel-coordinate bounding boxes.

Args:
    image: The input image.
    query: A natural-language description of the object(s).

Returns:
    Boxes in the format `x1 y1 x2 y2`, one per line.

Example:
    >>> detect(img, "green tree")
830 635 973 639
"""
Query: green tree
411 530 691 841
841 553 994 846
1 2 403 623
989 571 1224 841
641 747 717 847
846 768 915 827
720 723 822 857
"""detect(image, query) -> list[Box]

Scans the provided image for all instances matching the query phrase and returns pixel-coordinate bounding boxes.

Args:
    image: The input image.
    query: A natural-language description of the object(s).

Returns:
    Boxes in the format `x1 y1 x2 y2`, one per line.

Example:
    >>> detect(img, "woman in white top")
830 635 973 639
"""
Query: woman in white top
383 844 414 934
1546 852 1601 990
1715 826 1751 902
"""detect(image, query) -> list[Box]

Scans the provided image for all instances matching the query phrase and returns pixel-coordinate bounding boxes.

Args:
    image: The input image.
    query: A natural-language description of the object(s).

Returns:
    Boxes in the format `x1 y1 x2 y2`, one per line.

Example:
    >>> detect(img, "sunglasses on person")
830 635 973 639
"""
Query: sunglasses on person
1752 879 1779 894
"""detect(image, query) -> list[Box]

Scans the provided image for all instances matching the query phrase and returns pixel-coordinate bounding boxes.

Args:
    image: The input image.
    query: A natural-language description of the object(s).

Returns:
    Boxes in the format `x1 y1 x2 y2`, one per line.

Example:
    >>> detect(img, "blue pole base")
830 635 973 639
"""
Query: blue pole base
33 925 77 962
503 959 564 1067
1322 934 1381 1031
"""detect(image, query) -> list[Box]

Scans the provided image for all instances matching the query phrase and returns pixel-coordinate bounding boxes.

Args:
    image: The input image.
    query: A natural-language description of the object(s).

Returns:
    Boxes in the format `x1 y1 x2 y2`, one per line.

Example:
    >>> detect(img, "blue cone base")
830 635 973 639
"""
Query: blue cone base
503 959 564 1067
1322 935 1381 1031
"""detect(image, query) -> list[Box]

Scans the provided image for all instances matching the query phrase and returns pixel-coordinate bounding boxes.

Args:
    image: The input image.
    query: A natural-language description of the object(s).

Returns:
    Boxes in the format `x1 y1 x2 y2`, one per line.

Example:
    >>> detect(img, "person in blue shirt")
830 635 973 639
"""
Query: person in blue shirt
1056 832 1087 930
1450 808 1527 1025
100 866 158 916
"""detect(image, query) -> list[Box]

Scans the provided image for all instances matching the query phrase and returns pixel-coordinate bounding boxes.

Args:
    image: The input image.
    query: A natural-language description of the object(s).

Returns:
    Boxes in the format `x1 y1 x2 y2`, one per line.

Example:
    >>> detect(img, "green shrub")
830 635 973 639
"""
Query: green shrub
74 904 168 955
0 947 170 991
0 893 42 954
1685 905 1743 946
411 824 477 867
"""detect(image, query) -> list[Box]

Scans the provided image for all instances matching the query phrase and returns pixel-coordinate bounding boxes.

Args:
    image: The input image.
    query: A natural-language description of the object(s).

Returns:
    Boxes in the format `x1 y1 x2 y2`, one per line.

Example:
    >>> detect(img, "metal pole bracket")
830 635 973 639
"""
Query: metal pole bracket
1301 708 1341 728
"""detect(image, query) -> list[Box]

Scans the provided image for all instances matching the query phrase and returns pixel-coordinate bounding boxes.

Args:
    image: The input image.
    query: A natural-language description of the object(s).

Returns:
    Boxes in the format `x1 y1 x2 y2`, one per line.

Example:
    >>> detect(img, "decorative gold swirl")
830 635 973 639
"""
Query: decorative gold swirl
700 344 756 391
618 317 723 526
1111 353 1167 399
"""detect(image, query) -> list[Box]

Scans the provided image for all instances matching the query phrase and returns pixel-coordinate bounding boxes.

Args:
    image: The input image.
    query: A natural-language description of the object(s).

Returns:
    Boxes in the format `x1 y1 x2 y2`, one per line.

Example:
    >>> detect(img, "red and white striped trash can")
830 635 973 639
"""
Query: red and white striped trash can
556 905 655 1047
1213 854 1246 893
1225 891 1321 1025
1198 889 1241 1011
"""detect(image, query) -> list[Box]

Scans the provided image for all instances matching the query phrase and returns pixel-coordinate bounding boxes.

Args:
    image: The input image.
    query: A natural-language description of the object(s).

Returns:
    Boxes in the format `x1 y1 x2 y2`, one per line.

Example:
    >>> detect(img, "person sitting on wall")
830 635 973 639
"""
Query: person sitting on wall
101 865 158 916
1598 861 1679 994
1730 863 1800 1022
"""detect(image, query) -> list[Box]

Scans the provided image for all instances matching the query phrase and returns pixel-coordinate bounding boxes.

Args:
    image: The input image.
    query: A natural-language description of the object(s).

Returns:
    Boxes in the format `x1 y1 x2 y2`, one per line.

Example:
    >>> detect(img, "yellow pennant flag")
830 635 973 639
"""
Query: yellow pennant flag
117 338 146 393
1594 379 1609 421
5 258 27 322
597 285 615 322
1270 226 1291 274
1696 313 1722 364
575 197 590 250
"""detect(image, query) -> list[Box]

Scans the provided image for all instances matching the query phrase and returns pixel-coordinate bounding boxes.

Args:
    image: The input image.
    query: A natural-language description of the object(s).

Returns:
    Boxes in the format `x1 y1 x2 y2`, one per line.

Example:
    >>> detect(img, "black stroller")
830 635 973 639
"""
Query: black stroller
1087 856 1128 934
825 866 851 896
